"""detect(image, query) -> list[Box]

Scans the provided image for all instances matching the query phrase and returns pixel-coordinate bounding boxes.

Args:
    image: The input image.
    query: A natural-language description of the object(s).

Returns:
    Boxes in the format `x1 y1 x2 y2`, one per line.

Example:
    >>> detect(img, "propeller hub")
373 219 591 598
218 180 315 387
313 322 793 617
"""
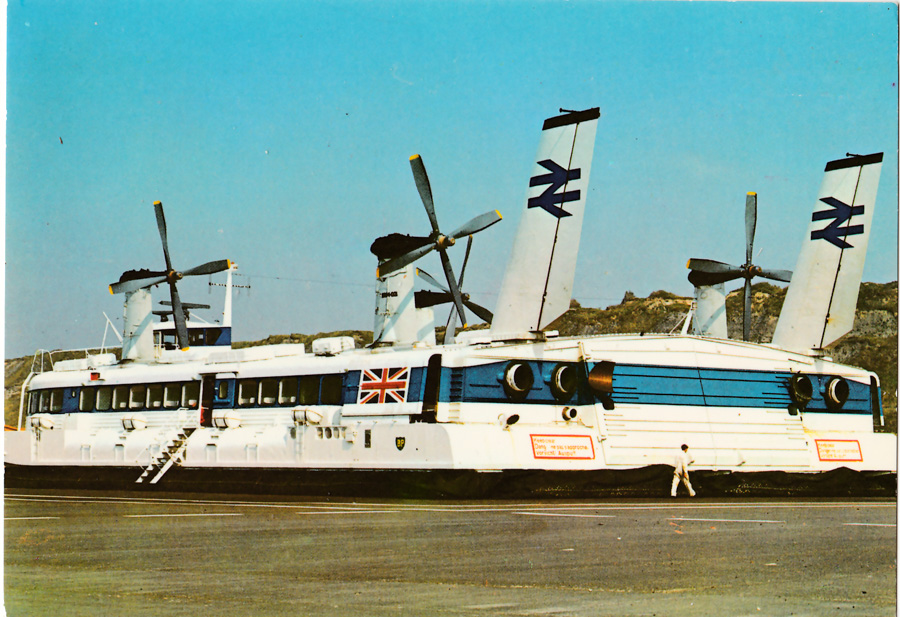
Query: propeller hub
436 234 455 250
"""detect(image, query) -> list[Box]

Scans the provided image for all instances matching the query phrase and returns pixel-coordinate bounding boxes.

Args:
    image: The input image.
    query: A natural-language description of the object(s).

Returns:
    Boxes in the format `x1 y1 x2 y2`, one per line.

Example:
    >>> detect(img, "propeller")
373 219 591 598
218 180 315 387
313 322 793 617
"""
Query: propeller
376 154 502 329
108 201 232 350
686 192 792 341
415 237 494 343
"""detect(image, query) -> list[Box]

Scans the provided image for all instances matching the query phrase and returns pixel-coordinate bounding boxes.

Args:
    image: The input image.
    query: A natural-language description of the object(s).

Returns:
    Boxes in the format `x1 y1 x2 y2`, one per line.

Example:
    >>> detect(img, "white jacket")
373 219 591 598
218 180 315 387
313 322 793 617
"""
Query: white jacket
674 450 693 475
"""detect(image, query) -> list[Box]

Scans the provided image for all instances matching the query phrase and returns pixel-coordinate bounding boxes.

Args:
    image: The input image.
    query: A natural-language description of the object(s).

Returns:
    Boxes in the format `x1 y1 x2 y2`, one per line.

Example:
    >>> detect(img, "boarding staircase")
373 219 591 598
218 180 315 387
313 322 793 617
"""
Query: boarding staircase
136 425 197 484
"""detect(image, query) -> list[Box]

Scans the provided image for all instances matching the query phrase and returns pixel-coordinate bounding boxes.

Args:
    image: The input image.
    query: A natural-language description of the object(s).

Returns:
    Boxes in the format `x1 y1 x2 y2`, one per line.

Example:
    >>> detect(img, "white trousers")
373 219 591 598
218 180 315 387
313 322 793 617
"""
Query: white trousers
671 472 696 497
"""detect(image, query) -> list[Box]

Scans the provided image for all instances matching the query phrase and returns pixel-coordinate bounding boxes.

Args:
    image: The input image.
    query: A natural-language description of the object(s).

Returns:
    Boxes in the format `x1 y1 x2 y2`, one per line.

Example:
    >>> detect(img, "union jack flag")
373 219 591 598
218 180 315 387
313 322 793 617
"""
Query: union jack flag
357 367 410 404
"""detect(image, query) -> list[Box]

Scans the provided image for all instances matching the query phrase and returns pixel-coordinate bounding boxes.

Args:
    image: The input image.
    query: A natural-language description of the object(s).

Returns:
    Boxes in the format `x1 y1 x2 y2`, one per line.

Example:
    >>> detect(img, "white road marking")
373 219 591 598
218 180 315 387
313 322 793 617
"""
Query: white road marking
4 516 60 521
123 513 243 518
296 510 399 515
6 493 895 511
515 512 616 519
842 523 896 527
669 517 785 524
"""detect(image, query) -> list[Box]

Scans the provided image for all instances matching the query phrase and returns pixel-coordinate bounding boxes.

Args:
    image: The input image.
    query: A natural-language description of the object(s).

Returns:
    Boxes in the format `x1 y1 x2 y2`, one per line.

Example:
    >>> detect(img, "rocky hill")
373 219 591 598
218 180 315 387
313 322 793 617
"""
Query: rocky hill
6 282 896 430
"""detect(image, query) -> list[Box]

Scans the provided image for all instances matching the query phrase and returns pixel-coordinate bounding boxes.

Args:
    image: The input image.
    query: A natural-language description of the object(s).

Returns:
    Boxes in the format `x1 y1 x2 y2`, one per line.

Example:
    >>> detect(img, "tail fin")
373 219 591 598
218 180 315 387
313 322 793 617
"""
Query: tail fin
772 153 883 352
490 107 600 339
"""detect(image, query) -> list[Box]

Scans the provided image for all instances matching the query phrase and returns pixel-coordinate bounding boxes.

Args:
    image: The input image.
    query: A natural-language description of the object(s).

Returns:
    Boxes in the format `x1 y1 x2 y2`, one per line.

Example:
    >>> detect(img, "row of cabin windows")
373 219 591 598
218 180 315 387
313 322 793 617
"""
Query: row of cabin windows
28 374 345 414
156 327 225 350
27 382 201 414
235 375 342 407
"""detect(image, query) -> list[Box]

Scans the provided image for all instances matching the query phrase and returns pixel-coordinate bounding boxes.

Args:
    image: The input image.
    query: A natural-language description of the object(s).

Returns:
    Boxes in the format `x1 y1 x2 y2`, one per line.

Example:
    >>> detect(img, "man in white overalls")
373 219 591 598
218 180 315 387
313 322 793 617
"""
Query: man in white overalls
671 443 696 497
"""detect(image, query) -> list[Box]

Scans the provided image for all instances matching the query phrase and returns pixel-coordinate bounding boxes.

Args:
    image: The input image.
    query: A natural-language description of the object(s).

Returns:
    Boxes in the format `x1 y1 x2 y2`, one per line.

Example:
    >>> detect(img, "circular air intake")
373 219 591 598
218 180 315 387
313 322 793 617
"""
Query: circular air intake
502 362 534 401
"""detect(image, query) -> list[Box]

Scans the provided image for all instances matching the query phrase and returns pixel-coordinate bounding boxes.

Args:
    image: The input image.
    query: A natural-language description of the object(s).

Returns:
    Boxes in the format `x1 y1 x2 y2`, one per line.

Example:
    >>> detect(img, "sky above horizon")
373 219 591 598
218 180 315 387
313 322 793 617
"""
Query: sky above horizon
6 1 898 358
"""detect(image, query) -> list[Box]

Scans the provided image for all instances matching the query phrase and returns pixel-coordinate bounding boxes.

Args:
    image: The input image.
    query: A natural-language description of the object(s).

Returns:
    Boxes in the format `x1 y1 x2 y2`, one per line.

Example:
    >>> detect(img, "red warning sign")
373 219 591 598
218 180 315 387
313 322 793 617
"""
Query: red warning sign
815 439 863 462
530 434 595 460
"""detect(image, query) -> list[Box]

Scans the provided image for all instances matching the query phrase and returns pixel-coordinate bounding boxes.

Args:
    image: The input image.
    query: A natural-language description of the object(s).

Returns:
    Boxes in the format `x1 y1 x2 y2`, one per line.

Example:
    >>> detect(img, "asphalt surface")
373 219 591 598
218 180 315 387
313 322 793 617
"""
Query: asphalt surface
4 489 897 616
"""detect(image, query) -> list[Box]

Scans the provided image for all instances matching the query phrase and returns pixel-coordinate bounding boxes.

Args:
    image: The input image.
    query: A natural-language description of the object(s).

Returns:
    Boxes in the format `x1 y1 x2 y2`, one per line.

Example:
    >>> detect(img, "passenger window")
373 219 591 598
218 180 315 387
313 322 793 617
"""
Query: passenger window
164 383 182 409
39 391 50 412
160 332 178 350
147 384 164 409
278 377 298 405
260 378 278 405
183 382 200 409
129 385 146 410
321 375 343 405
299 376 319 405
96 387 112 411
112 386 129 410
79 388 96 412
217 381 229 400
49 389 63 413
238 379 258 407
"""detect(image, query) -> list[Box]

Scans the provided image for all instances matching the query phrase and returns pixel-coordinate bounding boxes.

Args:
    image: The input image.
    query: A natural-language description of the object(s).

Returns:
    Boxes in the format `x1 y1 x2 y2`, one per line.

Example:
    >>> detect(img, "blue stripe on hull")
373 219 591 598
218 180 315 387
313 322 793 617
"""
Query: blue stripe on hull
438 360 873 415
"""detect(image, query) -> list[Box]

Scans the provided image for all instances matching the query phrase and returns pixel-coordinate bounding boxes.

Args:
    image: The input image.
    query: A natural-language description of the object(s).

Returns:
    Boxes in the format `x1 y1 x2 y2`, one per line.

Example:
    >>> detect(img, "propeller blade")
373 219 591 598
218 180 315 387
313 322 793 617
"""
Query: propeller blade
745 192 757 266
743 279 752 342
154 201 174 272
414 289 493 325
687 270 741 287
109 274 168 295
444 306 458 345
448 210 503 241
686 258 743 276
160 300 211 309
438 248 467 328
169 282 190 350
458 236 473 288
409 155 440 234
462 298 493 324
756 268 792 283
415 268 449 294
414 289 453 308
376 243 435 278
182 259 233 277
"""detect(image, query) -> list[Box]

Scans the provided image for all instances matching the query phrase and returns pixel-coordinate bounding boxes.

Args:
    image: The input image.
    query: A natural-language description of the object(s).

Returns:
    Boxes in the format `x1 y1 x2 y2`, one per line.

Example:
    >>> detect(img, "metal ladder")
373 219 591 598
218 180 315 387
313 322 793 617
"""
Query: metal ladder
136 426 197 484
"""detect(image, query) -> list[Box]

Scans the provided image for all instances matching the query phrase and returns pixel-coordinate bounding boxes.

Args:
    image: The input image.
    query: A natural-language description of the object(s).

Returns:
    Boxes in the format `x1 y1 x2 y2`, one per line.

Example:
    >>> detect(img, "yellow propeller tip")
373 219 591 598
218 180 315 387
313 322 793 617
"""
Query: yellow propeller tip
686 260 691 269
153 200 162 206
181 346 190 352
108 285 114 295
375 268 381 278
410 154 420 161
747 191 757 196
496 210 503 219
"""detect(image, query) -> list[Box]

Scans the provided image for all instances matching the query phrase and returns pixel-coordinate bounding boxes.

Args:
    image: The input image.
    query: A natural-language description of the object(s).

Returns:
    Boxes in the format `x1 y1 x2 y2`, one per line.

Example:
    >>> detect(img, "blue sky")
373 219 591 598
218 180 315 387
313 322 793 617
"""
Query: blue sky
6 1 898 357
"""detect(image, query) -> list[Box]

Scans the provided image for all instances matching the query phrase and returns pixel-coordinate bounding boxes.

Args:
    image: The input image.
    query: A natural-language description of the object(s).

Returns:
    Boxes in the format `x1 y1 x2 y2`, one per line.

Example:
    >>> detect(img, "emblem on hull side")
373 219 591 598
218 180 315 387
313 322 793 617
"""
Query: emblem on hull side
395 437 406 451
